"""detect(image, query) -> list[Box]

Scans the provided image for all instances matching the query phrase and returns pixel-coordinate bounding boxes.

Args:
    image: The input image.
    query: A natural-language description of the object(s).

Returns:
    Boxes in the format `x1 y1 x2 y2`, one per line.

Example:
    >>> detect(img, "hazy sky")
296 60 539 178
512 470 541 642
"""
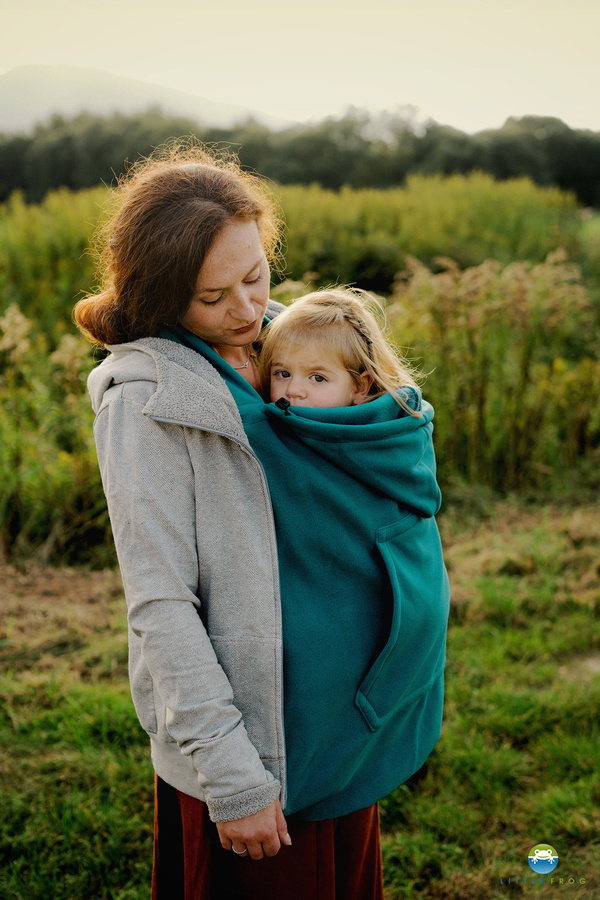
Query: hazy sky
3 0 600 132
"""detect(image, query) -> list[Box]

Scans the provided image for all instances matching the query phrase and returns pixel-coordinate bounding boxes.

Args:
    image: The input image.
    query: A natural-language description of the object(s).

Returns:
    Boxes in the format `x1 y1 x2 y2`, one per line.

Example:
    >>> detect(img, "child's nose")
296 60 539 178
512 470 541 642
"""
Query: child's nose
286 378 306 398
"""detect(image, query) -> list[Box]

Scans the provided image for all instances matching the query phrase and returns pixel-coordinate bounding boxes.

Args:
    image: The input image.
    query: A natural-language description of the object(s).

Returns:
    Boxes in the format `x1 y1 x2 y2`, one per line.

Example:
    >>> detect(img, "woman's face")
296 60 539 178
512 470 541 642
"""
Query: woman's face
180 218 270 348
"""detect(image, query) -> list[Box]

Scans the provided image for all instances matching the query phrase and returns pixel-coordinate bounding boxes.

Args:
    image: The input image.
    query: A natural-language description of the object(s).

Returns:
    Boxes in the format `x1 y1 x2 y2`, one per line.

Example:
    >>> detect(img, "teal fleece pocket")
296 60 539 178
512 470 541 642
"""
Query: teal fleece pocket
355 513 450 732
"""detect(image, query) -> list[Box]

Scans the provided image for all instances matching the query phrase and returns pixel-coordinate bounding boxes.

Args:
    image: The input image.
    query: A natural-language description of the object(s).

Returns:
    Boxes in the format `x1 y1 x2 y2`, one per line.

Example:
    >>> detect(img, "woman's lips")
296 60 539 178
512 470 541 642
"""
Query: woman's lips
232 320 258 335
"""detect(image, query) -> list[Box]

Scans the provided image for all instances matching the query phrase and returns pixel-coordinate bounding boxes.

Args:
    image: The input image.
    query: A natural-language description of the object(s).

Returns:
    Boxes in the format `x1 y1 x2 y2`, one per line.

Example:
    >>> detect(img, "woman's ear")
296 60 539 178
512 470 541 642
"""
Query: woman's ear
352 371 374 404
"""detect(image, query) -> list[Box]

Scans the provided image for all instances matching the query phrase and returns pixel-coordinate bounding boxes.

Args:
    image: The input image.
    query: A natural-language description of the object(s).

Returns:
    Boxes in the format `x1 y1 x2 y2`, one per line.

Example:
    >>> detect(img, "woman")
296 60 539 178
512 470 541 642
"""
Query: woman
75 144 448 899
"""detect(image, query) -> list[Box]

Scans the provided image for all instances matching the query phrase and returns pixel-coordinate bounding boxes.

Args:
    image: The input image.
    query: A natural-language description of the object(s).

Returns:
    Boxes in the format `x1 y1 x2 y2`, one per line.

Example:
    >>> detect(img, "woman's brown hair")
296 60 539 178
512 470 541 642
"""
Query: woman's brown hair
74 142 282 346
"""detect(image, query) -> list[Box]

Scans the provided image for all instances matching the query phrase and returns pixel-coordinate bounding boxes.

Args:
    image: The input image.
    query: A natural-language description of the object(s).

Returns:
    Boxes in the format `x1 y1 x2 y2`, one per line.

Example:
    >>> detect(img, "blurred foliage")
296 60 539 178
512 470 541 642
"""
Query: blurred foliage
0 176 598 563
0 303 111 565
2 107 600 205
1 174 582 322
278 173 580 291
389 249 600 491
0 188 105 342
0 108 203 204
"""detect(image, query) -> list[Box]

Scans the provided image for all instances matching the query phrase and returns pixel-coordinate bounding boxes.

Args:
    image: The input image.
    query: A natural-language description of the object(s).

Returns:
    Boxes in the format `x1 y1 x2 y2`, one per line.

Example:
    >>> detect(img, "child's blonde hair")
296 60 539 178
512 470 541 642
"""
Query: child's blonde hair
260 287 421 415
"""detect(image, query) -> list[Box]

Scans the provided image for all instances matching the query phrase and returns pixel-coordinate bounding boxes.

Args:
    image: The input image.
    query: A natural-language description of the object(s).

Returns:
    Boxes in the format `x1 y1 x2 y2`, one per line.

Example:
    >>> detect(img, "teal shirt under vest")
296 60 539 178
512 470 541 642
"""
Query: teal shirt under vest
162 325 450 820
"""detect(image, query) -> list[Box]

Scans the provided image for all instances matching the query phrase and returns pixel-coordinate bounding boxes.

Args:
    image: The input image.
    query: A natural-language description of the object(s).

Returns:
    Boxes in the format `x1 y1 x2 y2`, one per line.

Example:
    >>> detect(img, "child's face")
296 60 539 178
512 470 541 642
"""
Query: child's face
269 345 370 408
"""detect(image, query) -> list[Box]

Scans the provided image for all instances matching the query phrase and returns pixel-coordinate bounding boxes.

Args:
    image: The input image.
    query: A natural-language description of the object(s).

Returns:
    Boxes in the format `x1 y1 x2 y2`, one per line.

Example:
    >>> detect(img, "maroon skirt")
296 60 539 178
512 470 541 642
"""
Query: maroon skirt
152 776 384 900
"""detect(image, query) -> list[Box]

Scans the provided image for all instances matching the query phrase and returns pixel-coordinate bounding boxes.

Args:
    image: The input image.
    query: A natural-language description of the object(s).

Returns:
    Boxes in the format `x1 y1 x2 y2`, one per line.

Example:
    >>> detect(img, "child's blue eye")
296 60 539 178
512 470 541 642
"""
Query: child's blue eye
273 369 290 379
312 374 326 383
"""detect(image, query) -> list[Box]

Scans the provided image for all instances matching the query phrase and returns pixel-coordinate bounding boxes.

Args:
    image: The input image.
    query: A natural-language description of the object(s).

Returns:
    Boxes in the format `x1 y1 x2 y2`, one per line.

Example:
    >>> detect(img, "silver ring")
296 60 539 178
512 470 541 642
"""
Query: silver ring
232 846 248 856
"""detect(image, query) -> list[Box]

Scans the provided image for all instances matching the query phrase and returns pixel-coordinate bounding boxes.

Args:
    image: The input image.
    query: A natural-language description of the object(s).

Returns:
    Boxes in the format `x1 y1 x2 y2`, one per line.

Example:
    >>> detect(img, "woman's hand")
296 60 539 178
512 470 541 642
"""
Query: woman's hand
216 799 291 860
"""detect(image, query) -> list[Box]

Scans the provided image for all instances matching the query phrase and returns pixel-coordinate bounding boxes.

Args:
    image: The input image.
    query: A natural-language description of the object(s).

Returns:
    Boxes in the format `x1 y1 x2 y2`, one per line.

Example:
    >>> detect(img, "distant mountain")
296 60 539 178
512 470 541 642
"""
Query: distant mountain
0 65 295 134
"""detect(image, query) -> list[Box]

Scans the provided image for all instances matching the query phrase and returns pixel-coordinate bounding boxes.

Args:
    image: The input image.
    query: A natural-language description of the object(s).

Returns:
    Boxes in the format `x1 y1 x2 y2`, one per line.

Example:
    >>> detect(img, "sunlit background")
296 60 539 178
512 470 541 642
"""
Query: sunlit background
2 3 600 898
3 0 600 131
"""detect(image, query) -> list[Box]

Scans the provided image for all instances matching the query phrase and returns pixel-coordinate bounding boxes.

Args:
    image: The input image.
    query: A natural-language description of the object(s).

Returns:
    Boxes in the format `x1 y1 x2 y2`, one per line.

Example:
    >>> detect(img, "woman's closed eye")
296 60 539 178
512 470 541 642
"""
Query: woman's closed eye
198 268 263 306
199 293 224 306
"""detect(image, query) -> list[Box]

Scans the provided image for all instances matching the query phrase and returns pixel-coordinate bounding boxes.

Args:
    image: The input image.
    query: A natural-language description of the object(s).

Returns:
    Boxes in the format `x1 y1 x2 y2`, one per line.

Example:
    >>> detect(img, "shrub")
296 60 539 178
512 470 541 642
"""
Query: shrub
0 305 113 564
278 173 580 291
388 249 600 491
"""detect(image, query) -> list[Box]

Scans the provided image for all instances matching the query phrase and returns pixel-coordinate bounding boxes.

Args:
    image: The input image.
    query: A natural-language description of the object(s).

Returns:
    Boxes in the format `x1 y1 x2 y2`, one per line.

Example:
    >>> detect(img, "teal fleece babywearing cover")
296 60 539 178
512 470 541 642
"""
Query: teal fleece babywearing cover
165 326 450 820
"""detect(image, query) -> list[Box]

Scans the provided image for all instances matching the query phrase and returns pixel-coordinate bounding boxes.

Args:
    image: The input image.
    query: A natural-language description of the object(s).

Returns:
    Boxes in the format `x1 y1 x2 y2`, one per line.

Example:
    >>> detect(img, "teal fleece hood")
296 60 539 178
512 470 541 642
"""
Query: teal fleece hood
264 391 441 515
165 327 450 820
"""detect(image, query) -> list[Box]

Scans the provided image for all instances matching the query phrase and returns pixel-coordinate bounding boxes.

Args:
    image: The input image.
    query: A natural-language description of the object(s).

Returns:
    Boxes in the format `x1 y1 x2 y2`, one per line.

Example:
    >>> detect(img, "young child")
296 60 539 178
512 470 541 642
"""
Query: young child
259 287 422 413
244 287 448 818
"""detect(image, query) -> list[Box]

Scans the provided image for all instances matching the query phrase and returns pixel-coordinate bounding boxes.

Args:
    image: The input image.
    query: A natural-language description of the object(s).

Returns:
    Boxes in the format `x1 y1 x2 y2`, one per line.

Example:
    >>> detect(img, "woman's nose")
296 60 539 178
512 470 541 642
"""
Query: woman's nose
231 286 260 322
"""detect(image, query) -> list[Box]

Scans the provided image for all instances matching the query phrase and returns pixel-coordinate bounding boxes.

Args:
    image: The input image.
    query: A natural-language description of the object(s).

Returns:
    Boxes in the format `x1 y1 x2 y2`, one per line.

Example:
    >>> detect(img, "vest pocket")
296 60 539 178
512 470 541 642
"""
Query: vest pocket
355 513 449 732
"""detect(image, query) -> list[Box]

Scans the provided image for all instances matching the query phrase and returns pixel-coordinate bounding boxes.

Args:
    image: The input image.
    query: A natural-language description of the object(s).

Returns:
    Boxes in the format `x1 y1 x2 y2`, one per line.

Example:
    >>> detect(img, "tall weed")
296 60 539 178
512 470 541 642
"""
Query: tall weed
279 173 580 290
388 249 600 492
0 304 112 564
0 188 102 341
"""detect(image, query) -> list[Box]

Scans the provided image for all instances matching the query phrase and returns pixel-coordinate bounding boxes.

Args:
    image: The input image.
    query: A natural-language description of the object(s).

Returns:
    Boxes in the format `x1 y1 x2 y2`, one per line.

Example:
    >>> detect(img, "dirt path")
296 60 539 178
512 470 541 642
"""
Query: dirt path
2 502 598 674
1 565 125 676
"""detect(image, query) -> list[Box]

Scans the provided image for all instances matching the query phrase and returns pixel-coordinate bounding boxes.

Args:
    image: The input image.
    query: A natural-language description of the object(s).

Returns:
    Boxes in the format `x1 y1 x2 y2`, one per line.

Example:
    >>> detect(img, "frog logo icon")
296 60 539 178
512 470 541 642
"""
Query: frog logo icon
528 843 558 874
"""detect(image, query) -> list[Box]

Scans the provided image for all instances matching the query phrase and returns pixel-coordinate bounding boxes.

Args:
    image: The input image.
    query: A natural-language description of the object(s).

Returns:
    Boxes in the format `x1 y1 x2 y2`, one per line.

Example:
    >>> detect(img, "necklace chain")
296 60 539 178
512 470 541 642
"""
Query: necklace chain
229 348 256 370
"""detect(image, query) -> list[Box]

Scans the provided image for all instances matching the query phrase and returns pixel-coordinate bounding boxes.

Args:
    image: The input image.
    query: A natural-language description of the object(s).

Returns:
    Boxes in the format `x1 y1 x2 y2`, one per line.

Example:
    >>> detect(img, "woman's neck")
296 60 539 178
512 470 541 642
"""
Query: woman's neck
213 344 250 369
214 344 263 391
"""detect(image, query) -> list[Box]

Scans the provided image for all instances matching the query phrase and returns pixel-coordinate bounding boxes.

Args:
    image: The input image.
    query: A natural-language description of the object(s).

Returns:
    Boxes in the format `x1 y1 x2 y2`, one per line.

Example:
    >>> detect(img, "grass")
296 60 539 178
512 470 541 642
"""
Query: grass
0 569 153 900
379 501 600 899
1 501 599 898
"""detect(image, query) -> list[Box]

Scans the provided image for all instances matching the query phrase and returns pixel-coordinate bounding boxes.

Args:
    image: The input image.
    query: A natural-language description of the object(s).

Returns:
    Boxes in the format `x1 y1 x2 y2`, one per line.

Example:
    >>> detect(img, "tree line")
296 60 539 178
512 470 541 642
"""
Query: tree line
1 106 599 206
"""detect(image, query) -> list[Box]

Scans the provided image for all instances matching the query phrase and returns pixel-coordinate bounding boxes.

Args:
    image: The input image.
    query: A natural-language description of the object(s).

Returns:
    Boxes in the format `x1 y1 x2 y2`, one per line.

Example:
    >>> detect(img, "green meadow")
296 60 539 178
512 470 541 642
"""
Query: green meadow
2 503 598 898
0 173 599 897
